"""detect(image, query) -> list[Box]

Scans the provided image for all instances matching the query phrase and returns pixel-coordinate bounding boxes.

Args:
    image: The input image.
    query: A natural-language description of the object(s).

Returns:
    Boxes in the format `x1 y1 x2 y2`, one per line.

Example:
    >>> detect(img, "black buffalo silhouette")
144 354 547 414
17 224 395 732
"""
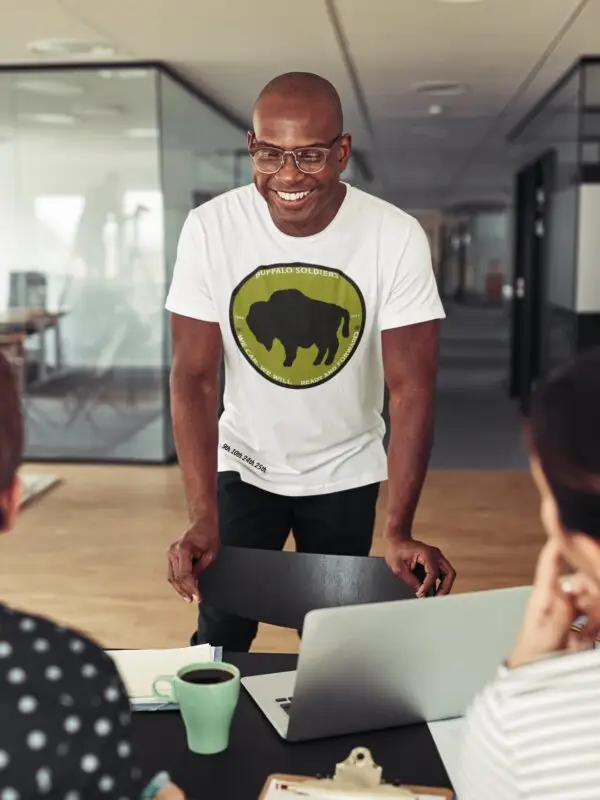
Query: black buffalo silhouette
246 289 351 368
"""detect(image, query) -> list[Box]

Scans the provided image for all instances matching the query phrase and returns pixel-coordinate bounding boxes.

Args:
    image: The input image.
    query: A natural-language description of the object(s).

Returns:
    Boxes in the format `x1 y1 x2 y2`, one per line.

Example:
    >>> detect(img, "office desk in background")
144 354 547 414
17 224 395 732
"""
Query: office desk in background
131 653 453 800
0 308 65 384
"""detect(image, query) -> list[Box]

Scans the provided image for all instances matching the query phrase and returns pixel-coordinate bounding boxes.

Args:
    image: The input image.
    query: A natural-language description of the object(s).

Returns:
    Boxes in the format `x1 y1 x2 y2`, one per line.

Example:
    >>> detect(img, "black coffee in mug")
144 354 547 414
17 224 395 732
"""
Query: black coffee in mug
182 668 234 685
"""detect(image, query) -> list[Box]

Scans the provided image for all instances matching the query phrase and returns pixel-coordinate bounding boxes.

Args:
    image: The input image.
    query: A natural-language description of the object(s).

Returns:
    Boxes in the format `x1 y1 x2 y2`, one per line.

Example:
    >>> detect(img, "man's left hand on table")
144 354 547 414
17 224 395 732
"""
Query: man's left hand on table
384 534 456 598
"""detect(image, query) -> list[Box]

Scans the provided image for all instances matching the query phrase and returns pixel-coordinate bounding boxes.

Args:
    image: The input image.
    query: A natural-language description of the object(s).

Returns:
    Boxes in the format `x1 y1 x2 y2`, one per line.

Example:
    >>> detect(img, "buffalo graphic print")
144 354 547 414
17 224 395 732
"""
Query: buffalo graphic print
230 263 365 389
246 289 350 368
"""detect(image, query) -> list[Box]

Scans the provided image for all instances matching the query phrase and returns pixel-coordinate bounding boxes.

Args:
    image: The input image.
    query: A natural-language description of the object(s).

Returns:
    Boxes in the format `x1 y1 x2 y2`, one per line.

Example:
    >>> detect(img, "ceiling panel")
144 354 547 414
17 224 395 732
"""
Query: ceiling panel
0 0 104 52
0 0 599 207
335 0 586 203
335 0 583 99
51 0 372 146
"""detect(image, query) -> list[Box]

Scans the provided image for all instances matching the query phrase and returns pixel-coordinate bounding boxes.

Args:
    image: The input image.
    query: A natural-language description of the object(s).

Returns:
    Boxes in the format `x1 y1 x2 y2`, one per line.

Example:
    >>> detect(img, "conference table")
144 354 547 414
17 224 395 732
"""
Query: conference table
131 653 456 799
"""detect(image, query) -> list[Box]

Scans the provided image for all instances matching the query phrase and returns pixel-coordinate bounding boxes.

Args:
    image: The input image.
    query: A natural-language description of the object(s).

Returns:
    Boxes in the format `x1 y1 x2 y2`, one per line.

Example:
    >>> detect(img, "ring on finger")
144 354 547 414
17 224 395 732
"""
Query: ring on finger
560 575 574 594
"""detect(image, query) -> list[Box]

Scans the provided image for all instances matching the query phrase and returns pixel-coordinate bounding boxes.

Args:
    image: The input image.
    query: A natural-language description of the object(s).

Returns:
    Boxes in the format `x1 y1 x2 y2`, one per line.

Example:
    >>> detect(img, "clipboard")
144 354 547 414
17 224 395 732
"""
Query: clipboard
259 778 452 799
258 748 454 800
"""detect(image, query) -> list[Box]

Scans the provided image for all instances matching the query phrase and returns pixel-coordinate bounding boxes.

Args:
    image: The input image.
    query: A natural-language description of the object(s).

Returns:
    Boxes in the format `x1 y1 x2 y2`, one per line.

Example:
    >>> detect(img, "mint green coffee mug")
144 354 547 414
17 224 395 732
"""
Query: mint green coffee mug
152 662 240 755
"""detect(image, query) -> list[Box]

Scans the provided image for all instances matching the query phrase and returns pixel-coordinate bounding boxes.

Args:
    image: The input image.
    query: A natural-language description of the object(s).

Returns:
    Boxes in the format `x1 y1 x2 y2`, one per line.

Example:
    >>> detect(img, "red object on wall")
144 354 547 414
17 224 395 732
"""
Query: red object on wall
485 271 503 302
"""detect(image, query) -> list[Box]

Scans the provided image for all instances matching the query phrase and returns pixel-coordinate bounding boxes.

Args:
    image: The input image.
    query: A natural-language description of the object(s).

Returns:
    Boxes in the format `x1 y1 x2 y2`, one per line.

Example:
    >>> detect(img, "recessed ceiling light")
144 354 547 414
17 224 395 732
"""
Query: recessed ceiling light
125 128 158 139
98 69 149 80
27 38 116 57
414 81 469 96
18 113 76 125
75 105 124 117
428 104 443 115
14 79 84 96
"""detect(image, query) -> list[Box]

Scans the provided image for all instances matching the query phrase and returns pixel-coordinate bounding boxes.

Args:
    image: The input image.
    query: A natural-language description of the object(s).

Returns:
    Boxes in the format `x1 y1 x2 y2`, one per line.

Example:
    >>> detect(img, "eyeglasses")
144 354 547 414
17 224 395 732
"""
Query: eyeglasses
249 134 343 175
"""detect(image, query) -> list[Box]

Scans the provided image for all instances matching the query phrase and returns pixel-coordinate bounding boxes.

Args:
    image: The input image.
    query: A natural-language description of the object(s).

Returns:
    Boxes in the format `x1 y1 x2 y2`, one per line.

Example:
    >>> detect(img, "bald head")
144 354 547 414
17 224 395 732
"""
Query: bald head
249 72 351 236
253 72 343 134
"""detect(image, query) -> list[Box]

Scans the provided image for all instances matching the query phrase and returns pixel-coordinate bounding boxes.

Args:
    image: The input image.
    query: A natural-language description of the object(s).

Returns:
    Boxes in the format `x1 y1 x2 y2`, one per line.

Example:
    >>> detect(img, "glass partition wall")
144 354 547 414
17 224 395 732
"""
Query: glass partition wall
508 56 600 377
0 63 242 463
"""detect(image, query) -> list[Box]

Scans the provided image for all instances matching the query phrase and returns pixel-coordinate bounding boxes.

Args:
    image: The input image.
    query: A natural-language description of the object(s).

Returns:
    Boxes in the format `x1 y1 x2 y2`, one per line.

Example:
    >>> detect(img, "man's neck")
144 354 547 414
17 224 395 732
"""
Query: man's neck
272 182 347 237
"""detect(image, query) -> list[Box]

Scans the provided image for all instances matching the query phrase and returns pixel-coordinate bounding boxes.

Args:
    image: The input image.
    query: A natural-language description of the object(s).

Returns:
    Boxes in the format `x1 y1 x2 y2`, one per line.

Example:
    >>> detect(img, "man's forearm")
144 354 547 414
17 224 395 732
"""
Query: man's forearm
385 388 435 540
170 367 219 523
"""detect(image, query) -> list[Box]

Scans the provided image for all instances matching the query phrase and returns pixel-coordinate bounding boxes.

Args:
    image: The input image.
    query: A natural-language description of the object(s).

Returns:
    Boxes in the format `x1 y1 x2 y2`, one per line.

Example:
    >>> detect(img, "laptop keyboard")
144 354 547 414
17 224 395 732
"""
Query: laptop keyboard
276 696 293 714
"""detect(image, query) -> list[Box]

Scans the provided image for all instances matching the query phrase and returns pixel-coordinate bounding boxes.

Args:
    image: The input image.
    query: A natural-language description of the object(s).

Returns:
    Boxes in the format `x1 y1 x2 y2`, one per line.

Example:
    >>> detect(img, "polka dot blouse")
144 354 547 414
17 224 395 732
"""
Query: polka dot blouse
0 603 149 799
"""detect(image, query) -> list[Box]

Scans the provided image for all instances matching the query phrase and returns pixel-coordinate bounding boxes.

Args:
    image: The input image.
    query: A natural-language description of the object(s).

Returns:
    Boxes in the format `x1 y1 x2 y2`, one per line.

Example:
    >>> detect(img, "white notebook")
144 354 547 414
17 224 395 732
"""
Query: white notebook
107 644 220 710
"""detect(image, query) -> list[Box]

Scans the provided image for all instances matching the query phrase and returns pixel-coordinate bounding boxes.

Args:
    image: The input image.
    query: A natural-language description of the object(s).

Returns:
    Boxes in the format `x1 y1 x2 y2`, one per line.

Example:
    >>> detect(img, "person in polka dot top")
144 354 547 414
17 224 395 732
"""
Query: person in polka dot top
0 354 184 800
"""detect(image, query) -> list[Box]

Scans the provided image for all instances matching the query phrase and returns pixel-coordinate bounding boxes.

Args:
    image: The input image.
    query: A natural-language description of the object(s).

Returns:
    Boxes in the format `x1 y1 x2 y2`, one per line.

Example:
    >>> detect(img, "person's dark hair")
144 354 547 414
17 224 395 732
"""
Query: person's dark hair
529 346 600 536
0 352 23 495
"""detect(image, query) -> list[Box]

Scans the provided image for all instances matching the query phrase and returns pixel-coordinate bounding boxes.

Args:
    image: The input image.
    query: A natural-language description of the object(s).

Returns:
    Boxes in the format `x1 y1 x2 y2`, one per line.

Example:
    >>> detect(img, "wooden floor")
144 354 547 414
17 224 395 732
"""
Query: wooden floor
0 464 544 653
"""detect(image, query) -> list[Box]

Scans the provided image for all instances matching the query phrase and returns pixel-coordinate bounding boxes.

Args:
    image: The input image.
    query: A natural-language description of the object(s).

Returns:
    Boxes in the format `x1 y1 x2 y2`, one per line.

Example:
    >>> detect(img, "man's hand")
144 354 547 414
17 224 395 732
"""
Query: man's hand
384 536 456 598
508 540 600 669
167 517 220 603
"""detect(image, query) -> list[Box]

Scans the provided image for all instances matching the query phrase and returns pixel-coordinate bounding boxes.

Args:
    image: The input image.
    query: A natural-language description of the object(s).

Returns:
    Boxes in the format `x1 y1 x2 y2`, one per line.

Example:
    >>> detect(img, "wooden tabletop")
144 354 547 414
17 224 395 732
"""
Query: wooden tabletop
0 332 26 345
0 308 64 326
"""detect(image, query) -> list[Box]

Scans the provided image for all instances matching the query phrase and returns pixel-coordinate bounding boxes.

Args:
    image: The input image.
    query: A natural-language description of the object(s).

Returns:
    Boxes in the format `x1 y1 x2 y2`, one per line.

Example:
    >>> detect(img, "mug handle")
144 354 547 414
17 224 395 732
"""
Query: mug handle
151 675 175 701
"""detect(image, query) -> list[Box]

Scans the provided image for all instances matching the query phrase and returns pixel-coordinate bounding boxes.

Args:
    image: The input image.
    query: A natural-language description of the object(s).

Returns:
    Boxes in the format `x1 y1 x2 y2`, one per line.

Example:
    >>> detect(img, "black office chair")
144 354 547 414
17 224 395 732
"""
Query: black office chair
197 546 426 633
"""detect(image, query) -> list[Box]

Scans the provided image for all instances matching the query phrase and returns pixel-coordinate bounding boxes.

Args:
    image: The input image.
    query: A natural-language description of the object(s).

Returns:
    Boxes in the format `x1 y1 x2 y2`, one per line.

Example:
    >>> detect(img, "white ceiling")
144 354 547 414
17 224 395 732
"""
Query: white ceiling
0 0 599 208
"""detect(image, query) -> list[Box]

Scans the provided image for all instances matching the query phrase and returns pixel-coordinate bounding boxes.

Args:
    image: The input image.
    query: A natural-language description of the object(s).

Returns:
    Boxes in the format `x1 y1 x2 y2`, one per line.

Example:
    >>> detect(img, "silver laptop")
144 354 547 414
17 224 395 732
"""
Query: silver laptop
242 584 531 741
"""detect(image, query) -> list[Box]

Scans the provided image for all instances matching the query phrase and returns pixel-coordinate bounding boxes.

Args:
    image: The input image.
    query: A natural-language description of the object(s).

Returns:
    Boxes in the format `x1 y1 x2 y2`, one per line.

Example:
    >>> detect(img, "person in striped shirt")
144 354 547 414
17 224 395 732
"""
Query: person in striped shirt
457 347 600 800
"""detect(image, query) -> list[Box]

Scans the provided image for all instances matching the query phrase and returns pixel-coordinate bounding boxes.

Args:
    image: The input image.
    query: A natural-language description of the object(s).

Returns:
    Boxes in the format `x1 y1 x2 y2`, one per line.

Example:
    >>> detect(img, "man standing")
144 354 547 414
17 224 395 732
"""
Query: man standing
166 72 456 651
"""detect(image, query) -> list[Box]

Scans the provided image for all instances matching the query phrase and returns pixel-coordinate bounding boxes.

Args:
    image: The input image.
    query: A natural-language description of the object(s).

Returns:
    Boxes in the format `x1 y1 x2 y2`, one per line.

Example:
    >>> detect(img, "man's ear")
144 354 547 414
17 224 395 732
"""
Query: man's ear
0 474 21 533
338 133 352 174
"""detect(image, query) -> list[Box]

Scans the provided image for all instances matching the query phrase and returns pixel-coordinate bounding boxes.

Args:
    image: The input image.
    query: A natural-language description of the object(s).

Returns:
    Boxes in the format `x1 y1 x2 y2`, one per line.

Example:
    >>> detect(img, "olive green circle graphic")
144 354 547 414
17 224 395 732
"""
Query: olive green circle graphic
229 263 366 389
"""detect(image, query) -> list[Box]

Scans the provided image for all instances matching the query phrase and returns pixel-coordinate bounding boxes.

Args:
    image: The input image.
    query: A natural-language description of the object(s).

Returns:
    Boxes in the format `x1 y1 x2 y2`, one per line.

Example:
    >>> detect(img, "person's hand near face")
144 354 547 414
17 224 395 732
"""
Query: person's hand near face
508 540 600 669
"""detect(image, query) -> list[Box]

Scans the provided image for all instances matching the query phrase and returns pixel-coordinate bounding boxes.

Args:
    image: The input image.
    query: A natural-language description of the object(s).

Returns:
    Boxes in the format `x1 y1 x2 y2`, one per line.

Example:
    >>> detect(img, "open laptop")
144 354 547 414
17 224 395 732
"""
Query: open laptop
242 584 531 742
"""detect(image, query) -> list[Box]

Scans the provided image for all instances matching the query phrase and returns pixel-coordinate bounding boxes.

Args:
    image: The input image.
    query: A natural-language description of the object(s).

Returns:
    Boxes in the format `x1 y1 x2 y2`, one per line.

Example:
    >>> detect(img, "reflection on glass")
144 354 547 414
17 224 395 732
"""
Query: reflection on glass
158 73 241 458
0 66 243 463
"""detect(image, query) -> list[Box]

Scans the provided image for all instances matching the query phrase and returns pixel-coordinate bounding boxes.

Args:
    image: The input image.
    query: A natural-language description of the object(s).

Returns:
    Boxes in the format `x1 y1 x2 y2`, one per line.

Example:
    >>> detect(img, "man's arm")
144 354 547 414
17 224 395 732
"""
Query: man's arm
382 320 456 595
382 320 439 538
168 312 222 602
170 312 222 520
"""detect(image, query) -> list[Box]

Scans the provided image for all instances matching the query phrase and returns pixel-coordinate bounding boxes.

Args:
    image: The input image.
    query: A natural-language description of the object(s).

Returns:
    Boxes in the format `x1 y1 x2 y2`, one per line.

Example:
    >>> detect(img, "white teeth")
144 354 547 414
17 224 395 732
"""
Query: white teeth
277 190 310 201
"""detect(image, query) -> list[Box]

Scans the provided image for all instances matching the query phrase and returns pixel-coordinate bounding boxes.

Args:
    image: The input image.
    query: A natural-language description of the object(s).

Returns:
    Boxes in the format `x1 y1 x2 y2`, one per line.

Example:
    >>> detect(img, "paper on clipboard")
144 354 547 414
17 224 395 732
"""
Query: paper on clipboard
261 777 450 800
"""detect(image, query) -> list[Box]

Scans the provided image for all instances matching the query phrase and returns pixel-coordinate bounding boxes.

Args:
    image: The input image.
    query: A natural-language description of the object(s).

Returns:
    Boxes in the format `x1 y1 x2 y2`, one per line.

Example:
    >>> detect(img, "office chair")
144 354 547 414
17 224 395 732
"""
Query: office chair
197 546 427 632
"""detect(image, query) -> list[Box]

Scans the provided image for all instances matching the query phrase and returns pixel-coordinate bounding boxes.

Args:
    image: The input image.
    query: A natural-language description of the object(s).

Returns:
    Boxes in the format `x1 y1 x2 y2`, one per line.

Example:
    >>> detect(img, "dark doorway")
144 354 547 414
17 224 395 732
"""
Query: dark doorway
453 221 470 303
509 151 555 412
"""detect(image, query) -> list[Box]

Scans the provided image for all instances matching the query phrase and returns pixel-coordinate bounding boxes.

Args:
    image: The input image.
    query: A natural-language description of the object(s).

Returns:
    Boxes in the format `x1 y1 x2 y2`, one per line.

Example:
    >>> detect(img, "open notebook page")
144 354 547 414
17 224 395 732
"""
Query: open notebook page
107 644 216 704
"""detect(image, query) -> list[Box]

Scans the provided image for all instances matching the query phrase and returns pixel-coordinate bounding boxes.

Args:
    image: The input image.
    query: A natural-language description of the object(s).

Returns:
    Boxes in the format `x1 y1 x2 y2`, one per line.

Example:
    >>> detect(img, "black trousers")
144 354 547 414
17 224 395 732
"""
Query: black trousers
193 471 380 652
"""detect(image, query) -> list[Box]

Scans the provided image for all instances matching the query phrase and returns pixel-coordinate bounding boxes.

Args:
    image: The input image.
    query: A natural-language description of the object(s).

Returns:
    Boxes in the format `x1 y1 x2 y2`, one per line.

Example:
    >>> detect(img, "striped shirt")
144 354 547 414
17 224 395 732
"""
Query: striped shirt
456 648 600 799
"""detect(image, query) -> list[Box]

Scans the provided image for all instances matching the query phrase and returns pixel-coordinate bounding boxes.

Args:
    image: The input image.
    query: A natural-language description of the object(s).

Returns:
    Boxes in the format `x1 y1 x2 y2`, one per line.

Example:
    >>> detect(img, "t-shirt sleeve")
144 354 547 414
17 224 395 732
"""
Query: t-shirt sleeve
455 671 517 800
165 211 219 322
378 217 445 331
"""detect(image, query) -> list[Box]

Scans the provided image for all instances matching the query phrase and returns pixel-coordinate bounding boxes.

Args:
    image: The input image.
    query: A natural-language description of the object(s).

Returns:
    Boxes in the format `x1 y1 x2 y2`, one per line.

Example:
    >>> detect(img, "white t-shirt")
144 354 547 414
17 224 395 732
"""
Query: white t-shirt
165 183 445 496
